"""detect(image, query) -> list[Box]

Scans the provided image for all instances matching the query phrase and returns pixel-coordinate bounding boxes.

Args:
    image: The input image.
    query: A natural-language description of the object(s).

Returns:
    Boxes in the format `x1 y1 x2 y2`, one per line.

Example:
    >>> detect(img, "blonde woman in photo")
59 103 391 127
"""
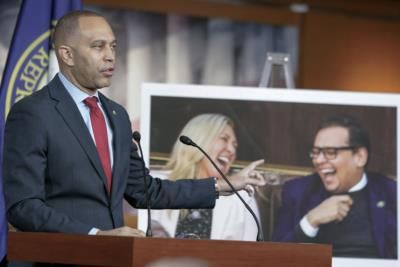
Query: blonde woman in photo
151 113 264 241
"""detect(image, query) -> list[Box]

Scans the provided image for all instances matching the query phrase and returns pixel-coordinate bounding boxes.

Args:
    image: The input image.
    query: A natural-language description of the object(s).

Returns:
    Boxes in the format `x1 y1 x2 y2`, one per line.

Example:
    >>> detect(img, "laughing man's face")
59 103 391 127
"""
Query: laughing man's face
312 126 367 193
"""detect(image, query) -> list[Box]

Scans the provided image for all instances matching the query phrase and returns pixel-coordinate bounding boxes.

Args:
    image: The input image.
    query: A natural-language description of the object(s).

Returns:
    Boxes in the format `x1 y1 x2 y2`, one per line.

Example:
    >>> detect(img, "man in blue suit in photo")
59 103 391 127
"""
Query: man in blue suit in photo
2 10 264 237
273 115 397 258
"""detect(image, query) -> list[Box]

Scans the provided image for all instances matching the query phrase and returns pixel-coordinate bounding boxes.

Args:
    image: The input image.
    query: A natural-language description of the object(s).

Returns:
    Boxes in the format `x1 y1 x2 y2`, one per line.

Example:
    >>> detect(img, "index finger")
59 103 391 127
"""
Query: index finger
243 159 265 171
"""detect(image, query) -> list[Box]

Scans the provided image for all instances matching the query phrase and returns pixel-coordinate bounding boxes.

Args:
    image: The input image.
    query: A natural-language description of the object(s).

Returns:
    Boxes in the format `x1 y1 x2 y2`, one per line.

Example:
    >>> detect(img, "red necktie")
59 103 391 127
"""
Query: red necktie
84 96 112 194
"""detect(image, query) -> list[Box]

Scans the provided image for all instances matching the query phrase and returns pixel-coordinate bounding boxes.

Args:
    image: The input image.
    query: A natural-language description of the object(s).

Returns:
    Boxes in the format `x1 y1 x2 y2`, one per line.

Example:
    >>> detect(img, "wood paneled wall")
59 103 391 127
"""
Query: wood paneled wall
150 97 396 178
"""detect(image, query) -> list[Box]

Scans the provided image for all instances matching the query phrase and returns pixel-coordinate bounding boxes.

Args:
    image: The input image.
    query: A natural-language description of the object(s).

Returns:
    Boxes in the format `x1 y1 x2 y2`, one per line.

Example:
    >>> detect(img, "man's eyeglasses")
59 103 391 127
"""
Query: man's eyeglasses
309 146 356 160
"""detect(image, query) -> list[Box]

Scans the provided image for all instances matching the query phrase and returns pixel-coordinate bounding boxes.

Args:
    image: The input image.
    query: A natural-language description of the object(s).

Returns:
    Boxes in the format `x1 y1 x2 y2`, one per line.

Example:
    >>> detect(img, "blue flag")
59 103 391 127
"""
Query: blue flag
0 0 81 259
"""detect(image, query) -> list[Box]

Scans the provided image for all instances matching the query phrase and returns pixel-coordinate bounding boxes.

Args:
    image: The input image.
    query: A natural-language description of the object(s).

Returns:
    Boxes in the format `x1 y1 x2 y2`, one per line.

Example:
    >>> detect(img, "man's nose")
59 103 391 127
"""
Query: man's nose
104 46 115 61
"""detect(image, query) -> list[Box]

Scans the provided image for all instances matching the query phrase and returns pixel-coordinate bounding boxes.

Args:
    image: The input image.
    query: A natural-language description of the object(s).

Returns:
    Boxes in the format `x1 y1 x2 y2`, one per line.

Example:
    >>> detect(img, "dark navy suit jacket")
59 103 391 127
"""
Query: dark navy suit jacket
3 75 215 234
272 172 397 258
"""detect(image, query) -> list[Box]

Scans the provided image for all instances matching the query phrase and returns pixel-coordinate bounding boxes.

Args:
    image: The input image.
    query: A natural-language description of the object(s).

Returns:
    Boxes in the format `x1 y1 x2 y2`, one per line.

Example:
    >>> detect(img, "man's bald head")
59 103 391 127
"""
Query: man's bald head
52 10 104 48
52 10 116 94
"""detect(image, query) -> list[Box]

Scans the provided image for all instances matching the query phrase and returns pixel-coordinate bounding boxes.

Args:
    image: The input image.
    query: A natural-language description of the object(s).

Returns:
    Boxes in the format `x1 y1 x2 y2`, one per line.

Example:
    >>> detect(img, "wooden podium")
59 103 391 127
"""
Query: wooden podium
8 232 331 267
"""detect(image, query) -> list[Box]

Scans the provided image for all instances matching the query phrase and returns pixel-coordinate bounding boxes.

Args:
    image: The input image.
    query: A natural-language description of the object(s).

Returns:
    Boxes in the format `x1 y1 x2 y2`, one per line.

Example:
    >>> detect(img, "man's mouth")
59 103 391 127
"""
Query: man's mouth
320 168 336 181
101 67 114 77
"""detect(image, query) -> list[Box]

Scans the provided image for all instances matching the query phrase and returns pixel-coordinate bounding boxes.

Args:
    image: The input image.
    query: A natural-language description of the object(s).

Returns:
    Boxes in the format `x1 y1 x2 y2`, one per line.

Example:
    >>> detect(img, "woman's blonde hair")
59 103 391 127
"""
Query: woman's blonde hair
165 113 234 180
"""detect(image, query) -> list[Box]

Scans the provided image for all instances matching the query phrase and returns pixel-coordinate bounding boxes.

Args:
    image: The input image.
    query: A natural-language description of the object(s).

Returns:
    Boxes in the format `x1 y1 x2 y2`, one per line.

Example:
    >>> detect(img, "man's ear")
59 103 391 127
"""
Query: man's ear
354 147 368 167
57 45 74 66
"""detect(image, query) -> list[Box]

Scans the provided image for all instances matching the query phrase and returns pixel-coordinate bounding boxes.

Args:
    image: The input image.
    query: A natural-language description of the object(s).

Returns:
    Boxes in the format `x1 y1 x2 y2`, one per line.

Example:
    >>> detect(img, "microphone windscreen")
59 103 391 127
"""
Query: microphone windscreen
132 131 141 142
179 135 194 146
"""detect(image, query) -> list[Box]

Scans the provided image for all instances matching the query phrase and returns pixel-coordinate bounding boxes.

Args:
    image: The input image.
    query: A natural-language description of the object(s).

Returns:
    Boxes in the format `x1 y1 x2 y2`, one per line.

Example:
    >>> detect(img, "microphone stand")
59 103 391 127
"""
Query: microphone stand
179 135 264 242
132 131 152 237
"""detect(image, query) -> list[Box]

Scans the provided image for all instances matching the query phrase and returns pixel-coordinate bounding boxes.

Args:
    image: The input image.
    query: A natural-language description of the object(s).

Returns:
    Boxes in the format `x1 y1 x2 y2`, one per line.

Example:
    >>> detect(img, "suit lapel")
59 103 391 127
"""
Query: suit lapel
302 175 329 213
48 77 109 193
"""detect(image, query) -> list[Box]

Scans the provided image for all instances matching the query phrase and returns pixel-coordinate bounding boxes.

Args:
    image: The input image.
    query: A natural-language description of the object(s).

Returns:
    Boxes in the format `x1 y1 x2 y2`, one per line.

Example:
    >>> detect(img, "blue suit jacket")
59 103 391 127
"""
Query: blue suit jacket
272 172 397 258
3 75 215 234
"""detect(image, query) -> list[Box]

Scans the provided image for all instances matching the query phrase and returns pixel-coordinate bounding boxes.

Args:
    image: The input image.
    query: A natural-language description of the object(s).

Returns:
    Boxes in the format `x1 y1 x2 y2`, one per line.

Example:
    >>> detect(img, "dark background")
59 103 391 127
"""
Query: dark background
150 96 397 178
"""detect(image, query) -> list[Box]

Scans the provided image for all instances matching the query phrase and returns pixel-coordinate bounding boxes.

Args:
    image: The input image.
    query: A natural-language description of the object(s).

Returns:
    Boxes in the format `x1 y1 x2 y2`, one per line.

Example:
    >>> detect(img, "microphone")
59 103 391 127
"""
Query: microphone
179 135 264 241
132 131 152 237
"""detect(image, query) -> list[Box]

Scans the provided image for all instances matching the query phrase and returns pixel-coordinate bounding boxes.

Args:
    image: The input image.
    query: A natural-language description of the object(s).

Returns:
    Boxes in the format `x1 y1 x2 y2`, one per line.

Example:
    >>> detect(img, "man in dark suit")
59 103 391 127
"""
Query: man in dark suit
2 10 264 237
273 115 397 258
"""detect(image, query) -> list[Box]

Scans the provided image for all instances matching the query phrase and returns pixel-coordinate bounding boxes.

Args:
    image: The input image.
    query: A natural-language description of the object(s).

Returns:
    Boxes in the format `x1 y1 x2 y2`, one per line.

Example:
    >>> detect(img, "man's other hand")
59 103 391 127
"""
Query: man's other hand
306 195 353 227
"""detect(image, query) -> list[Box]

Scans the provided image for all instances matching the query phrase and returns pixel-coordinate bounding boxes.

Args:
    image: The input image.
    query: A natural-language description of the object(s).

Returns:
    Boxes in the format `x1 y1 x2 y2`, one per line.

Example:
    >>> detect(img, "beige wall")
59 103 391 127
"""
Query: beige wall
85 0 400 93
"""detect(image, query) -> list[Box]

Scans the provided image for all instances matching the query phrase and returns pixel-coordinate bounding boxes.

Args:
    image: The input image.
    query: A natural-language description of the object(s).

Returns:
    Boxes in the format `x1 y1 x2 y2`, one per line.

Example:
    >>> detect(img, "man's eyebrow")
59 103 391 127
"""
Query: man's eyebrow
91 39 106 44
91 38 116 43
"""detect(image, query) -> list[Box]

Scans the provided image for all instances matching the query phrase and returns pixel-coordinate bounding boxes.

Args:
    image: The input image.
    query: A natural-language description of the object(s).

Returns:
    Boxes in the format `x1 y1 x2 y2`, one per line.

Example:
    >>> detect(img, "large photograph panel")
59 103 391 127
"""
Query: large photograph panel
139 84 399 267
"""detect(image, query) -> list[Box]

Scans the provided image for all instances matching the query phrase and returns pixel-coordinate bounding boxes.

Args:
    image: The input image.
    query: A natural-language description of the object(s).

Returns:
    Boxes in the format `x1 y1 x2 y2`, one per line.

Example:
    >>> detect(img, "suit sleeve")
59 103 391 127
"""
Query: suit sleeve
3 101 92 234
385 177 397 258
272 184 303 242
124 141 216 210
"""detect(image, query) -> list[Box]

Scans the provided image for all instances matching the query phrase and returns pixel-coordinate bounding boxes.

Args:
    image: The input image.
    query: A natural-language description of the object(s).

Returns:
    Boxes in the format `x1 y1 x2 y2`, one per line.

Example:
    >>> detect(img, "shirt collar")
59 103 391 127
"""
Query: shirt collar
348 172 367 192
58 72 99 105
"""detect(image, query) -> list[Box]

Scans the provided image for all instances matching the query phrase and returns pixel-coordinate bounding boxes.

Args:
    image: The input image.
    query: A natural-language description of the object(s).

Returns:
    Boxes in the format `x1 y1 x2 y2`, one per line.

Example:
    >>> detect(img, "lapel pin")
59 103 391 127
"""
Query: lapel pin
376 201 385 208
112 110 117 115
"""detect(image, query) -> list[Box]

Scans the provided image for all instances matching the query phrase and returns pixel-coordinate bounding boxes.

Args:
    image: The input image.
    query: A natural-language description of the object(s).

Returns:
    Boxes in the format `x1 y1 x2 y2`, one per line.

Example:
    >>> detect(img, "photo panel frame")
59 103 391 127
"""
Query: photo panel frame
139 83 399 267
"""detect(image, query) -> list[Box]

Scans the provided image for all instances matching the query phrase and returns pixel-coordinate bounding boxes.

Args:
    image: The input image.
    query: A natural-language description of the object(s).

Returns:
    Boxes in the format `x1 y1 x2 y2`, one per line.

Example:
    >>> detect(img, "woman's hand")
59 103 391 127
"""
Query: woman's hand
217 159 265 196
